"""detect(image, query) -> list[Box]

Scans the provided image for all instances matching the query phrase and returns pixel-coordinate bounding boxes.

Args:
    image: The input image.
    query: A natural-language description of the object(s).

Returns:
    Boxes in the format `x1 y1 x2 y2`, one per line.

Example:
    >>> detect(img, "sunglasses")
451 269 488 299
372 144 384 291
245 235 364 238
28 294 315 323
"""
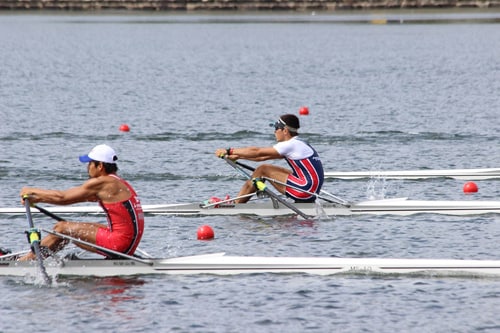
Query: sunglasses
273 121 286 131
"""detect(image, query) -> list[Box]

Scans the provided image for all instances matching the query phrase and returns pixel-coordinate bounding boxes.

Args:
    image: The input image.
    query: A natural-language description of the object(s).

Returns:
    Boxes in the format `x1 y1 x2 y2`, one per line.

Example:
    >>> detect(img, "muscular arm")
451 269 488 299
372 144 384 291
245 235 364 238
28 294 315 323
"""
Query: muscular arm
216 146 282 162
21 178 103 205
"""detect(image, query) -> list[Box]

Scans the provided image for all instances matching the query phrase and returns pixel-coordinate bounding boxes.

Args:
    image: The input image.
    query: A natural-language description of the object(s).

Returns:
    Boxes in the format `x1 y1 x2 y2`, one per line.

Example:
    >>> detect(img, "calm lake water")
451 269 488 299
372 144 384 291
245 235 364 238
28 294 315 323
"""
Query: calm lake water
1 10 500 332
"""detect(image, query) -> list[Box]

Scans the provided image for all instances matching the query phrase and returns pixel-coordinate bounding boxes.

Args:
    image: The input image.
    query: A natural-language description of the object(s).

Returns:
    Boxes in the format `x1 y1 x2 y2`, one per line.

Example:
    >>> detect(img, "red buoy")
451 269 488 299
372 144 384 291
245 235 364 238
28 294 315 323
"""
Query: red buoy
197 225 214 240
119 124 130 132
299 106 309 116
463 181 478 193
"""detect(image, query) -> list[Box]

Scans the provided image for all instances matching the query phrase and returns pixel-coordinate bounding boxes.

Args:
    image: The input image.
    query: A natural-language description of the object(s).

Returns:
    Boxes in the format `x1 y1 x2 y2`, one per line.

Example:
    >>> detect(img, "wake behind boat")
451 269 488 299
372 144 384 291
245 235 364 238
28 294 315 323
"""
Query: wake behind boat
3 252 500 278
325 167 500 180
2 197 500 217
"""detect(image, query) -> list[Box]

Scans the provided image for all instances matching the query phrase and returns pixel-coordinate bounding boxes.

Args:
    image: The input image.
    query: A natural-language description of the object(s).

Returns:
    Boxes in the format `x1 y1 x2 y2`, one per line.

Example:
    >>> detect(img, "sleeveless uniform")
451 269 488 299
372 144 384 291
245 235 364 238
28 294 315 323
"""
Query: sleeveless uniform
96 175 144 256
273 137 324 203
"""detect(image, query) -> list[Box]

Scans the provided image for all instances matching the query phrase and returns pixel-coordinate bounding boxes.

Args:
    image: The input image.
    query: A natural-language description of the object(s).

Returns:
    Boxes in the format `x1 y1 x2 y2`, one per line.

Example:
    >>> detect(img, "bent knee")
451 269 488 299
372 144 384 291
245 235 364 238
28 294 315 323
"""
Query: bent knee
53 221 70 233
253 165 268 176
253 164 282 177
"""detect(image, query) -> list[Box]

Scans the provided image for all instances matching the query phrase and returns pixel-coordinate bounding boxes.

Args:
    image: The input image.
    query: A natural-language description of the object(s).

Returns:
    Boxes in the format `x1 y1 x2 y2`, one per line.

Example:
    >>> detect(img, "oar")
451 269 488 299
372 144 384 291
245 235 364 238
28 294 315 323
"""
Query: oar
33 204 151 259
40 228 153 265
259 176 350 207
234 160 255 172
201 193 255 208
33 204 65 221
223 158 310 219
23 196 51 284
231 160 350 207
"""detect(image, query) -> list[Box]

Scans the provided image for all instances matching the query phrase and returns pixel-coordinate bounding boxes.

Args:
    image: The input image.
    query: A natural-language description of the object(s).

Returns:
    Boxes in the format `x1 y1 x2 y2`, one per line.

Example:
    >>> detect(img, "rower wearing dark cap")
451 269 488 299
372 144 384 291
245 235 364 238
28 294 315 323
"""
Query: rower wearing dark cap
215 114 324 203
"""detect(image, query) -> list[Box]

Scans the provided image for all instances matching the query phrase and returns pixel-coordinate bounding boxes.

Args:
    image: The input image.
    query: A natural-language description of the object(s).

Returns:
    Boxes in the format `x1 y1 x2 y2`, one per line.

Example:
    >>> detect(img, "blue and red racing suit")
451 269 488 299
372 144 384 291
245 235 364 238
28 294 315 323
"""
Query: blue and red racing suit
273 137 324 203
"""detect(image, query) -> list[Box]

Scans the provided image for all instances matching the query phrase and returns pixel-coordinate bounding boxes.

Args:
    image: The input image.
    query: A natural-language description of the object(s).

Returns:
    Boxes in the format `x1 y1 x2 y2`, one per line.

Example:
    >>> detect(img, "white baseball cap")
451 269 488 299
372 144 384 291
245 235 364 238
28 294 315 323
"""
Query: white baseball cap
79 144 118 164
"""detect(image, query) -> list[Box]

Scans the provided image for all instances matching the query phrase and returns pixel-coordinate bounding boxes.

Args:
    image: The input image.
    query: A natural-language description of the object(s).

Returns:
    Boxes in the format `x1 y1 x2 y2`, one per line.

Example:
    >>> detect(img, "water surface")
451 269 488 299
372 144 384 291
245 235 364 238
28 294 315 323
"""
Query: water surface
1 11 500 332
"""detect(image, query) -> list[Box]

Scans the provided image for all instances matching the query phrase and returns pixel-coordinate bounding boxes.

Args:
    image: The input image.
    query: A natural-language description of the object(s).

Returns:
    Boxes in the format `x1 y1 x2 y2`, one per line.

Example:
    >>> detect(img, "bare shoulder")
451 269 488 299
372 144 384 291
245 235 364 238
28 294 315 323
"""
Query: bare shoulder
94 174 131 202
82 175 110 187
82 174 122 191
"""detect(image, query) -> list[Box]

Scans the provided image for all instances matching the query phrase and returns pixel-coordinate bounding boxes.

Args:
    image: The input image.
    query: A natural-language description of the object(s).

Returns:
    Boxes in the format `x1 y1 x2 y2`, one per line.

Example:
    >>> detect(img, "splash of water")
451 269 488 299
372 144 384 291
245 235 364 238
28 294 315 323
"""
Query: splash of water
365 176 388 200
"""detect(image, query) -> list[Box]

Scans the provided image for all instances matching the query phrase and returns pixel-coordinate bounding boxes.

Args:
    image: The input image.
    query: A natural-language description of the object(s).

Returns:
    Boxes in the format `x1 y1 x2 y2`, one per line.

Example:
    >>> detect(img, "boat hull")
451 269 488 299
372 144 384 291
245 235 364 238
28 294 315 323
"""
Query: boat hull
2 253 500 278
2 198 500 216
143 199 500 216
325 167 500 180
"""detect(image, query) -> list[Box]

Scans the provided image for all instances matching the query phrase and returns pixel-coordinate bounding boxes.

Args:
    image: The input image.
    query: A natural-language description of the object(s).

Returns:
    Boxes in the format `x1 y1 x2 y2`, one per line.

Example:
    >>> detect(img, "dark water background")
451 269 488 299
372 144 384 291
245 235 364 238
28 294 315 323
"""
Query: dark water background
1 11 500 332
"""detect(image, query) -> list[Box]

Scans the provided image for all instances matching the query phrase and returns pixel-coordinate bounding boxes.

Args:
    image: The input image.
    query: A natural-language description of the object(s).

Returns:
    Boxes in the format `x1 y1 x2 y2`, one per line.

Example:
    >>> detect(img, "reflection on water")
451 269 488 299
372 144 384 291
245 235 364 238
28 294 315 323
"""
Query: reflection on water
54 277 145 307
68 276 146 300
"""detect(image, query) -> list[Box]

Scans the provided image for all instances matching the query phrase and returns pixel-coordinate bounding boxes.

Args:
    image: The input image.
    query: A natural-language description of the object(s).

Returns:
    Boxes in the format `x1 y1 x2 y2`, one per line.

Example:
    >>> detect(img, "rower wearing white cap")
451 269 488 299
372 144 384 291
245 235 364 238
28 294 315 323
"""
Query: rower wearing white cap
19 144 144 261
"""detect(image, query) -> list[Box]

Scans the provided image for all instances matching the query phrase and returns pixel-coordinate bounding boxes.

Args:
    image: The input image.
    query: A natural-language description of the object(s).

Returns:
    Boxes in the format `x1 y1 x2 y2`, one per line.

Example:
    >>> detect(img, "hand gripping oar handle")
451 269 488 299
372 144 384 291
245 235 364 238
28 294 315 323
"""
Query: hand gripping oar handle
223 158 311 219
23 196 51 284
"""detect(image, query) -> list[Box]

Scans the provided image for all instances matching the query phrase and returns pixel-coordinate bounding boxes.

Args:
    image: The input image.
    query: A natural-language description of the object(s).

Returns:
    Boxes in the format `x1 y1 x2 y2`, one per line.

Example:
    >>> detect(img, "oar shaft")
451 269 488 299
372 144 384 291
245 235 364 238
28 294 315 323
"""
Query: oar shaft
41 228 153 265
224 158 310 219
34 204 152 263
23 197 51 284
34 204 65 221
235 161 255 172
234 159 349 206
227 158 253 179
261 177 349 207
24 199 36 229
201 193 254 208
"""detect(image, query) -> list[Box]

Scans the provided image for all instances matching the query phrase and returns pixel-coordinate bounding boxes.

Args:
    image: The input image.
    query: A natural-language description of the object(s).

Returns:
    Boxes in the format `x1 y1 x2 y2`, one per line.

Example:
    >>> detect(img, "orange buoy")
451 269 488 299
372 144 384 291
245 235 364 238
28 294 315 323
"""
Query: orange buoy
463 181 478 193
299 106 309 116
197 225 215 240
119 124 130 132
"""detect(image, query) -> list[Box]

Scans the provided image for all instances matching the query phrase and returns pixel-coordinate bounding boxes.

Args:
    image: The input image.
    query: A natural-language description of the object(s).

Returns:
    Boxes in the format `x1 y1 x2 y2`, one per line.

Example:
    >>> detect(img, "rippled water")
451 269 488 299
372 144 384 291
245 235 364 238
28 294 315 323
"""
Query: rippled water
1 11 500 332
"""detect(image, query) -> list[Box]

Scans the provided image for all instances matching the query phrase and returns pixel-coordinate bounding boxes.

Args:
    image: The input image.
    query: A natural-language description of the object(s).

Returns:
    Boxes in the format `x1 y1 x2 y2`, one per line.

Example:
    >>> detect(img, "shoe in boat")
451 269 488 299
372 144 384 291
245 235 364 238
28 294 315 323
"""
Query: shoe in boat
0 247 11 256
201 195 233 207
202 196 222 207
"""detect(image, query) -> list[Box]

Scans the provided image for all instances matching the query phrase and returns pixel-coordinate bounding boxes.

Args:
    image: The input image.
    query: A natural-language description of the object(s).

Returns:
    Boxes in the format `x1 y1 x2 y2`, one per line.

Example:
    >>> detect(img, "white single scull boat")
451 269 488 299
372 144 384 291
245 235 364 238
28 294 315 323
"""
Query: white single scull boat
4 195 500 280
2 197 500 217
2 252 500 278
325 167 500 180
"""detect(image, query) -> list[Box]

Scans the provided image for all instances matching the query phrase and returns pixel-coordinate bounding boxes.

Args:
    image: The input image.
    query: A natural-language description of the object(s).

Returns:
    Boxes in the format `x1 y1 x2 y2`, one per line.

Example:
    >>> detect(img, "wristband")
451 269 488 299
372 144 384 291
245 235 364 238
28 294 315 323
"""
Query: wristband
227 148 234 155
